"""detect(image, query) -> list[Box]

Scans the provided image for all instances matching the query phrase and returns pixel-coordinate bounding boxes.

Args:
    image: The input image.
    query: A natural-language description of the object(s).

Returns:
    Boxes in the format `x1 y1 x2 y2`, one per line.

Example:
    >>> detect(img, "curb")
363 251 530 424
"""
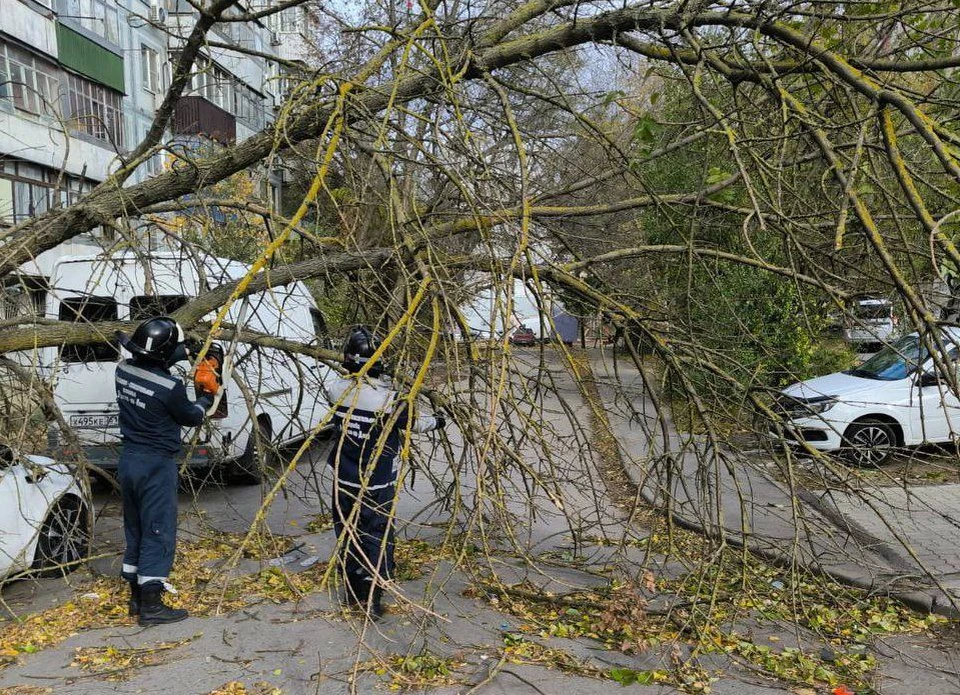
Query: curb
630 464 960 618
585 351 960 618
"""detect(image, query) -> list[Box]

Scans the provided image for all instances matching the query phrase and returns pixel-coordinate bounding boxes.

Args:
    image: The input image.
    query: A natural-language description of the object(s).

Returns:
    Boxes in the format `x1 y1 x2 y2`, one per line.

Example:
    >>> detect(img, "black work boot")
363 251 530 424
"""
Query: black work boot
369 584 385 620
138 582 188 626
121 573 140 617
345 573 369 606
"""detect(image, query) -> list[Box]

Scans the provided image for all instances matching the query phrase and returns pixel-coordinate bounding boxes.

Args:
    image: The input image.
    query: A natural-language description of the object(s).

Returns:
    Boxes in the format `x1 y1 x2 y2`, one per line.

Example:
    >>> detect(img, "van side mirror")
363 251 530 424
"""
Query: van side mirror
918 371 941 388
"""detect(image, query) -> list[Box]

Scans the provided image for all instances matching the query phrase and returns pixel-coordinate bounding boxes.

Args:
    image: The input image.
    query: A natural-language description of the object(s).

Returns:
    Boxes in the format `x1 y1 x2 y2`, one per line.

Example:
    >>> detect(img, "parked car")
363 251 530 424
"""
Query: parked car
510 326 537 346
842 297 896 352
774 328 960 466
0 446 91 578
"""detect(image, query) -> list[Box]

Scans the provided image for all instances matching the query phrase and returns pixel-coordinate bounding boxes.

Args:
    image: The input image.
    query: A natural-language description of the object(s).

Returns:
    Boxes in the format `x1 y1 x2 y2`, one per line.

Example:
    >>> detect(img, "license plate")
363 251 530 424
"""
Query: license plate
69 414 119 429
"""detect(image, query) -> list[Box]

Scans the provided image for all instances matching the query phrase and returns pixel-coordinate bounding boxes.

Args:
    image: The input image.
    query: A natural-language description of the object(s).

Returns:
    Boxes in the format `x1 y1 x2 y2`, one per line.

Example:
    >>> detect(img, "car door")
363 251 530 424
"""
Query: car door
0 456 49 576
916 345 960 443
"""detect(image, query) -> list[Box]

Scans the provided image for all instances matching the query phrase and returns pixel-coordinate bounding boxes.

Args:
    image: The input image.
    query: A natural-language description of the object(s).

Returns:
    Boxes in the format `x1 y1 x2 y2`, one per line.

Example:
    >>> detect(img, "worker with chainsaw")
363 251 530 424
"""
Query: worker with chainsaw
327 326 446 619
115 317 223 626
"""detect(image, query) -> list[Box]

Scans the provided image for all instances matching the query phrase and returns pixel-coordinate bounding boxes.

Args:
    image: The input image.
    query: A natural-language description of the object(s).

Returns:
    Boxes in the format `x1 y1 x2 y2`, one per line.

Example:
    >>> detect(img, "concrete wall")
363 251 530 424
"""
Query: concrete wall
5 1 58 59
0 109 118 181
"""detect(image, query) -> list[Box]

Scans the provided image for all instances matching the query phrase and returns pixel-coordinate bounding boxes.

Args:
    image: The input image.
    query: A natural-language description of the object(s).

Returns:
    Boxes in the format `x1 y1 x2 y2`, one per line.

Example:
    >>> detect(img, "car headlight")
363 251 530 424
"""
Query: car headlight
774 395 838 418
804 397 838 415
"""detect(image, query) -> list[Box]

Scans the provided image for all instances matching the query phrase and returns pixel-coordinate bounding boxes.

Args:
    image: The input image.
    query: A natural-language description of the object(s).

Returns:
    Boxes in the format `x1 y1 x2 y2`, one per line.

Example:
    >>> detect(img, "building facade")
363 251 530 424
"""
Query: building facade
0 0 280 295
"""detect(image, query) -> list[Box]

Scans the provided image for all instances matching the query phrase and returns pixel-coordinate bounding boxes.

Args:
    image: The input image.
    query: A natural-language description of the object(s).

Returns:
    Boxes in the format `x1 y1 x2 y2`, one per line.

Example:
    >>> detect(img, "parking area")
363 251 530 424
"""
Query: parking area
750 441 960 490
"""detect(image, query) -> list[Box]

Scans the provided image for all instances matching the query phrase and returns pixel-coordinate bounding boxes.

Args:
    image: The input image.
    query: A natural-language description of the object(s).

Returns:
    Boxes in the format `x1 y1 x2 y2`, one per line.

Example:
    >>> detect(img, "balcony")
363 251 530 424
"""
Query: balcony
171 96 236 145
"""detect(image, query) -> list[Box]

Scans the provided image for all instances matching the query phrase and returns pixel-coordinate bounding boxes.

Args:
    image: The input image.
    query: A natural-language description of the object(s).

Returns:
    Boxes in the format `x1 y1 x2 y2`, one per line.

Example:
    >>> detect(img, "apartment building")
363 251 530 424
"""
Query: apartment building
256 0 314 66
0 0 280 307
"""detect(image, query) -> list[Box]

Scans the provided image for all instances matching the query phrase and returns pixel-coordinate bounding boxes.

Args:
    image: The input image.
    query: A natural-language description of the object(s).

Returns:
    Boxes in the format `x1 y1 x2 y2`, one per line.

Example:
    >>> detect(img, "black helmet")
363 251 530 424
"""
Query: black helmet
117 316 189 366
343 325 383 377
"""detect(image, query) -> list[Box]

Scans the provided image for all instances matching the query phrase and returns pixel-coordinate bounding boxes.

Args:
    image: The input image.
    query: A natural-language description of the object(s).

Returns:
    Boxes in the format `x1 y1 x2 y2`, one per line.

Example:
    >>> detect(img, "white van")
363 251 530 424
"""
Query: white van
38 251 333 483
843 297 896 351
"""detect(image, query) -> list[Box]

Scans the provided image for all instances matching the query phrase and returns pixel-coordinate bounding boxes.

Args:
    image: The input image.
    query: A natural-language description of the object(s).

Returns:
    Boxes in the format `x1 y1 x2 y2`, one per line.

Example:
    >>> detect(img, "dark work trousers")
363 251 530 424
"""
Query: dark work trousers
332 480 397 584
118 445 179 580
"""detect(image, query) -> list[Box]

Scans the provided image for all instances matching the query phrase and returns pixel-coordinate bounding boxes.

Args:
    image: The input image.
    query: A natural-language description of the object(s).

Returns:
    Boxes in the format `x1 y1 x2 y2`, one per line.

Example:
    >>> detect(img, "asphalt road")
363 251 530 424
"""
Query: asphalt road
2 349 960 694
0 439 333 620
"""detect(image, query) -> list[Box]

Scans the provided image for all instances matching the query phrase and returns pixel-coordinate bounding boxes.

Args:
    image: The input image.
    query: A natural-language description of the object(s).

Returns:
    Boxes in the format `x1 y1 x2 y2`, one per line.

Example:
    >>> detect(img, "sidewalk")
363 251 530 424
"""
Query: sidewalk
588 349 960 617
808 483 960 610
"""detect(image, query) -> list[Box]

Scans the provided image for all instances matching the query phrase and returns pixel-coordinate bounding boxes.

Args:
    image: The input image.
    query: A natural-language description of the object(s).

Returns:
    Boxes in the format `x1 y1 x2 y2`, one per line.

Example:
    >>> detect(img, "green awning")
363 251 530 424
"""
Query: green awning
55 23 124 93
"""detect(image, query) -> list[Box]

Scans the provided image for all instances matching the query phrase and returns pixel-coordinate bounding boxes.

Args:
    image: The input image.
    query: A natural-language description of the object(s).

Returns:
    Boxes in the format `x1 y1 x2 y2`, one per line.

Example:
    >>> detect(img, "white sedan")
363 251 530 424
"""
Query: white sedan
776 328 960 466
0 446 91 578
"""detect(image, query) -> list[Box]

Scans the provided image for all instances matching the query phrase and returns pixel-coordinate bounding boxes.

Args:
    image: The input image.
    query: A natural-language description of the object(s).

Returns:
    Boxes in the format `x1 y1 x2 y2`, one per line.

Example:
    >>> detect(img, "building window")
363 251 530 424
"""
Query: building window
0 42 60 117
141 45 161 93
189 56 265 131
145 152 162 176
74 0 120 45
0 159 97 227
279 8 300 32
65 73 123 145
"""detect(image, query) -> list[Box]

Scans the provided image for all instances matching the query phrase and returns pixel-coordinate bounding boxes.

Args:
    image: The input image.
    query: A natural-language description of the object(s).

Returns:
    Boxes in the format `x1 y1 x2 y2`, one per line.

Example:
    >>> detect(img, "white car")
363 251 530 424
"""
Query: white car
775 328 960 466
0 446 91 578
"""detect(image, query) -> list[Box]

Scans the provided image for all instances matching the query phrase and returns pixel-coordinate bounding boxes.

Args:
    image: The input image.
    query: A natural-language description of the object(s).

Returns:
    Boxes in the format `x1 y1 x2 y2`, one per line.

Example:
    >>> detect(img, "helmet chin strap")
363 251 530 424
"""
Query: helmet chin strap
166 342 189 367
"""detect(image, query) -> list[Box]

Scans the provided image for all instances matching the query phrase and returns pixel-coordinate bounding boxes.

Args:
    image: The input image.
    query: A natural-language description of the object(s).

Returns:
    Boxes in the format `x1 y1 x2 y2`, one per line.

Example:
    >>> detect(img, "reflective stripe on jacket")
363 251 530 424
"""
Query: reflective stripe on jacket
116 359 212 456
326 374 439 490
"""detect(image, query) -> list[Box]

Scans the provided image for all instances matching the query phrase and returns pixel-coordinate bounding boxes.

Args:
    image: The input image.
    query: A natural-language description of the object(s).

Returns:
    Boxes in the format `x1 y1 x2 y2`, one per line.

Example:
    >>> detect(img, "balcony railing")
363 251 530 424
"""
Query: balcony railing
171 95 236 145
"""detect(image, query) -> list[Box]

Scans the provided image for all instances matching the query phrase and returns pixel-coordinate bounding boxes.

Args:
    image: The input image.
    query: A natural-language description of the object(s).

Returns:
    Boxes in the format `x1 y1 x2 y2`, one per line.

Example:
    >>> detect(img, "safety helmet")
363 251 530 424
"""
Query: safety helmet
343 325 383 377
116 316 189 366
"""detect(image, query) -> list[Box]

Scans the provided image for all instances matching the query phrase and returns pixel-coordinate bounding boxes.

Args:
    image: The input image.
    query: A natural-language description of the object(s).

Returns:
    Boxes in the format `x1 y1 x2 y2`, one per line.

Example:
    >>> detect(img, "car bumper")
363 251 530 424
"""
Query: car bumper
843 330 892 344
770 416 845 451
53 444 215 471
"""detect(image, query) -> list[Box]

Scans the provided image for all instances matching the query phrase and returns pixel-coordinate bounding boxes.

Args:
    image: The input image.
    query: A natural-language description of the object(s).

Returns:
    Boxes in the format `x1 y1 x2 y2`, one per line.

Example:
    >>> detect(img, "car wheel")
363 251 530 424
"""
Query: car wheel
32 495 90 577
843 420 896 467
227 420 272 485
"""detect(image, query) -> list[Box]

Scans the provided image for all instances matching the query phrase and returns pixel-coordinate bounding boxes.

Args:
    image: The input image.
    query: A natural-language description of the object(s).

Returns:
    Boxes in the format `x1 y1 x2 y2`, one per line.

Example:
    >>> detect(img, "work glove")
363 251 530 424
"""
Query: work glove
194 355 221 396
183 337 202 357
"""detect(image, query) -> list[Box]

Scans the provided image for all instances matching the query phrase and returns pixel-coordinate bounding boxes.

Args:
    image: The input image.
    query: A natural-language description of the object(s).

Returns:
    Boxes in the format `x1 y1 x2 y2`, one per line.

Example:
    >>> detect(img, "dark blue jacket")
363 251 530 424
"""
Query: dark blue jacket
326 375 440 490
115 359 212 456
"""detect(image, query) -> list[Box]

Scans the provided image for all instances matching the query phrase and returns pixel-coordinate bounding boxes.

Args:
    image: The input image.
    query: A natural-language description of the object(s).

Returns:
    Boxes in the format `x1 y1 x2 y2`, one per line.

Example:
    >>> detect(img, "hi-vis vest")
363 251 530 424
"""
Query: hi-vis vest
326 374 440 490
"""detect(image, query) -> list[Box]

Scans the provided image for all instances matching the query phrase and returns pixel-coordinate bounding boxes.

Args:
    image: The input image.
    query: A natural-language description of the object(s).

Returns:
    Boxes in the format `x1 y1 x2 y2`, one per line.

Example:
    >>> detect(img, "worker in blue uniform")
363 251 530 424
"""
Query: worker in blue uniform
115 317 221 626
327 326 446 619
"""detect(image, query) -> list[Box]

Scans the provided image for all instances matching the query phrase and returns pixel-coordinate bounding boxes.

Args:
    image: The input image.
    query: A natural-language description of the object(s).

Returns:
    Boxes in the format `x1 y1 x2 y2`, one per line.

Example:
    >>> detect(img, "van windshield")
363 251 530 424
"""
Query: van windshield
849 335 925 381
130 295 188 321
854 303 892 320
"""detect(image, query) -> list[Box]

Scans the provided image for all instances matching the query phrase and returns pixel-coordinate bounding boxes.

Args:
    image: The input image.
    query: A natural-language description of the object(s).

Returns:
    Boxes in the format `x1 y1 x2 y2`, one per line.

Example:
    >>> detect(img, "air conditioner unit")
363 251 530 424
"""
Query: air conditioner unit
270 31 281 46
149 2 168 22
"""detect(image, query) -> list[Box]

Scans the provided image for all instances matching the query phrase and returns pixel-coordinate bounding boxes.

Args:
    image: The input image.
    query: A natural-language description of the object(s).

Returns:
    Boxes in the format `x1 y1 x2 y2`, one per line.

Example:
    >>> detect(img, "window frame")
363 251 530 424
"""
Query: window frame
140 44 161 94
64 72 124 145
0 42 60 117
0 159 97 228
79 0 120 45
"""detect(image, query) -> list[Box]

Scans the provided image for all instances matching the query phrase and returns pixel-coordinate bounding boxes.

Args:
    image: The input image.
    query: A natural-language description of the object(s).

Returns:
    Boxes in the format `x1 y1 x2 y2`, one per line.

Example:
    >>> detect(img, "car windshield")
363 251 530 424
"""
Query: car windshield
850 335 926 381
